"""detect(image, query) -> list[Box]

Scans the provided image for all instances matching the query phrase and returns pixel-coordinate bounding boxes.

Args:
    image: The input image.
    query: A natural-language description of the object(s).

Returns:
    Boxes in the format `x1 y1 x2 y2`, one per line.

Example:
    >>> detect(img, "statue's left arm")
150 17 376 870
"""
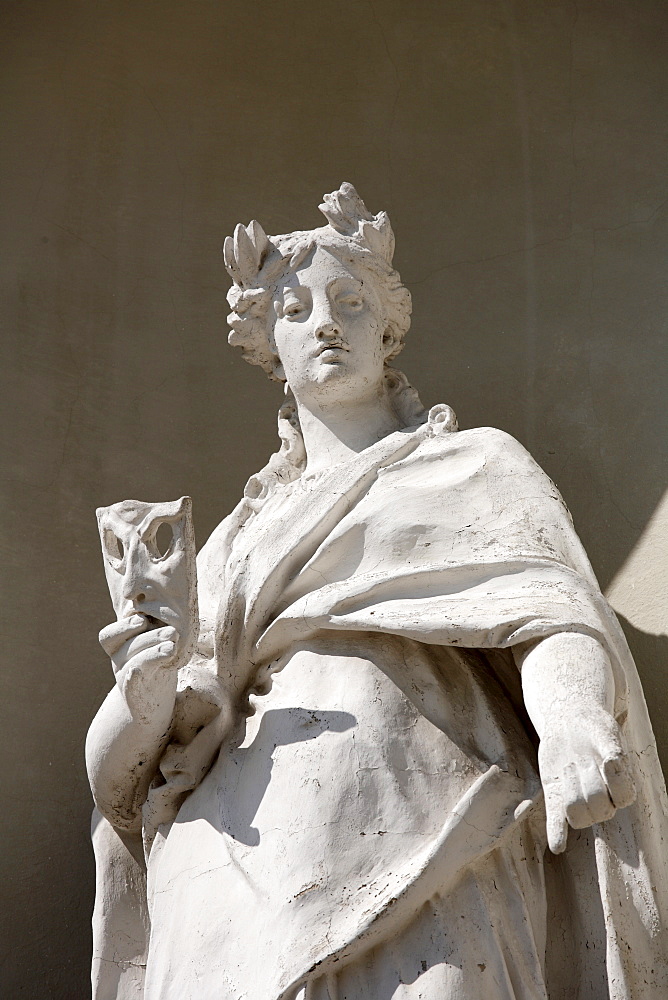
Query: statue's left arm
514 632 636 853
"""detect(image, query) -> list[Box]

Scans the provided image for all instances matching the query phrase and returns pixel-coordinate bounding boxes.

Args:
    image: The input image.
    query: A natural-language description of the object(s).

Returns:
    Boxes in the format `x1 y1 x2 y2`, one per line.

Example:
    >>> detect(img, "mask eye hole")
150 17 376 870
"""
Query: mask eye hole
104 529 124 562
155 521 174 558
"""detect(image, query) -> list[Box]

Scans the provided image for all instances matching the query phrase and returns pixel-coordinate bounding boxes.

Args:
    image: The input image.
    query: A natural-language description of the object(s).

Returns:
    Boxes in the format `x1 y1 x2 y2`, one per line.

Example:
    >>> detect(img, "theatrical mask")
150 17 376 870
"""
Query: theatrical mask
96 496 198 662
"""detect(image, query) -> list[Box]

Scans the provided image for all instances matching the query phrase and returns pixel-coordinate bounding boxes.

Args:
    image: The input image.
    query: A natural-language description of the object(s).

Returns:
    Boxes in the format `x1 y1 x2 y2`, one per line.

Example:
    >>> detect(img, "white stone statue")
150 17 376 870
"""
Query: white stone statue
86 184 668 1000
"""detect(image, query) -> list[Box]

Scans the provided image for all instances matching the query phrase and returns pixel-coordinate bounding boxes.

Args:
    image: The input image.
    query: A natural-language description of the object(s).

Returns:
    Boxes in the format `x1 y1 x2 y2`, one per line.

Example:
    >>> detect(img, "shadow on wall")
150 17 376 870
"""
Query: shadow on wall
617 616 668 776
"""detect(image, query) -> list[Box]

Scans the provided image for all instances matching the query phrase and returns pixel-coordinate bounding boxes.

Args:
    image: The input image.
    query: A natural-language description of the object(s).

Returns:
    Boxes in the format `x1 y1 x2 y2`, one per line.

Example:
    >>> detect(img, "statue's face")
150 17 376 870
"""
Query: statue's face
271 246 390 402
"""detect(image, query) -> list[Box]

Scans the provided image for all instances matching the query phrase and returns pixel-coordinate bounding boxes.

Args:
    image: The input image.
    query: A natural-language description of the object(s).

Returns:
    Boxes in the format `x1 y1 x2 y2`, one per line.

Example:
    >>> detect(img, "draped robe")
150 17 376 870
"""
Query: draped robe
92 412 668 1000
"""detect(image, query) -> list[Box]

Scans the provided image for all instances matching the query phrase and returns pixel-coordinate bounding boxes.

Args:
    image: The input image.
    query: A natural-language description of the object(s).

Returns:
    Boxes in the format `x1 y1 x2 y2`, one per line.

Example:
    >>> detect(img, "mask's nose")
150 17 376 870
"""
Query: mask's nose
121 566 157 608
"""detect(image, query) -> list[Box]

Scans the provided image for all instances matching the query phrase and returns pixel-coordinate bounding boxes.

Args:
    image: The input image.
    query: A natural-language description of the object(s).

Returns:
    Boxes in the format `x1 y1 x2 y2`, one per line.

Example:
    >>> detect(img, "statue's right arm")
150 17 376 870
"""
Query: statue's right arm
85 614 182 833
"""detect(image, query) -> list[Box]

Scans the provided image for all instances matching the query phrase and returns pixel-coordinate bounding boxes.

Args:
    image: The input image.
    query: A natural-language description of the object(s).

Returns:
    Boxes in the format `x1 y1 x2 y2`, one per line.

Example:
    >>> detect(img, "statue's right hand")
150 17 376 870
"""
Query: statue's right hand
99 615 180 717
99 614 180 674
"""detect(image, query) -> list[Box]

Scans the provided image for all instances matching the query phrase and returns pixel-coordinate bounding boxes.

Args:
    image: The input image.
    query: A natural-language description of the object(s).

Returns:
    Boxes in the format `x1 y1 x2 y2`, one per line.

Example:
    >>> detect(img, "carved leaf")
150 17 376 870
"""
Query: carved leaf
319 181 374 235
223 220 271 288
247 220 269 265
319 183 395 262
234 224 258 285
361 213 395 262
223 235 242 284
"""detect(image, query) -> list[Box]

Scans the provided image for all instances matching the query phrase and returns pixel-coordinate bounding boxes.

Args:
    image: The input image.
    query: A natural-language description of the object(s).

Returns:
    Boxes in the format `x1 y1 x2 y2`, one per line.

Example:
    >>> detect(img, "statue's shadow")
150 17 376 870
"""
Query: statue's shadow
617 616 668 776
214 707 356 846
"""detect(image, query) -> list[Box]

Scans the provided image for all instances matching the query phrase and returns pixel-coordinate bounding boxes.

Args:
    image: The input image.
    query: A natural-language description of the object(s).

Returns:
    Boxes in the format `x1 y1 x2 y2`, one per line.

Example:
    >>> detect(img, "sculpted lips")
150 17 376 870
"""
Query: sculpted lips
314 341 350 358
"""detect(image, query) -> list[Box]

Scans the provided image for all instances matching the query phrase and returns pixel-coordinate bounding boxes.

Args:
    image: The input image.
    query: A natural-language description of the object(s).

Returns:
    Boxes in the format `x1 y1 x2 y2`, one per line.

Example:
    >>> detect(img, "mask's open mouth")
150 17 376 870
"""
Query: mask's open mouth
133 606 178 629
144 613 167 629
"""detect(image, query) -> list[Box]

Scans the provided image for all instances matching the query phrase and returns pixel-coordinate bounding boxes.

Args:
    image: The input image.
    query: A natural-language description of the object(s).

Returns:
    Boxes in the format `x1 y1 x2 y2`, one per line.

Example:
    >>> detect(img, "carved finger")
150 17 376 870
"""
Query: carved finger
563 763 594 830
99 615 148 656
602 756 637 810
580 760 615 824
121 626 178 661
133 641 178 670
544 780 568 854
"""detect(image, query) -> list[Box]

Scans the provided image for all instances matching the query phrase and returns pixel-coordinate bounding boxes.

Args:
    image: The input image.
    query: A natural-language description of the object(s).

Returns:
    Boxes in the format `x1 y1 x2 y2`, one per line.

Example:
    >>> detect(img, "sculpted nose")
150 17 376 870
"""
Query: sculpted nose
121 568 156 607
315 316 341 341
312 297 342 341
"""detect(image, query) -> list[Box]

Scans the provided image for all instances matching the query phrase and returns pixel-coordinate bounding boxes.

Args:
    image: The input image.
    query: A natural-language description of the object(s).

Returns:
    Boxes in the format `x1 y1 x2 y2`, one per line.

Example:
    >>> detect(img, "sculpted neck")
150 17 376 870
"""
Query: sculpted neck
292 385 403 476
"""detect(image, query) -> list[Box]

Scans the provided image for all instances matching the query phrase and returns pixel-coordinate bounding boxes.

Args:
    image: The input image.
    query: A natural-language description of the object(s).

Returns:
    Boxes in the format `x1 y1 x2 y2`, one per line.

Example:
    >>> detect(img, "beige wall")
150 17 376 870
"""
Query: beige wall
2 1 666 993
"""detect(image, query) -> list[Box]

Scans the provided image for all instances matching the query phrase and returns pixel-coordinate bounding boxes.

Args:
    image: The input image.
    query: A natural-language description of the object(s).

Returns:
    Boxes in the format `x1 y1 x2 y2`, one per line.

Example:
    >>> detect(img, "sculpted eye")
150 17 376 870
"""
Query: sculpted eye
154 521 174 558
103 528 124 563
285 303 305 317
338 294 364 310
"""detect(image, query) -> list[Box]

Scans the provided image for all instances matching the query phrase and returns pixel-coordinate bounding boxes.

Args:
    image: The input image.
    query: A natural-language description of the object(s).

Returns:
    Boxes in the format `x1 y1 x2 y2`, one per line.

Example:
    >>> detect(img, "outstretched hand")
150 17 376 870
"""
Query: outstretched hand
538 704 636 853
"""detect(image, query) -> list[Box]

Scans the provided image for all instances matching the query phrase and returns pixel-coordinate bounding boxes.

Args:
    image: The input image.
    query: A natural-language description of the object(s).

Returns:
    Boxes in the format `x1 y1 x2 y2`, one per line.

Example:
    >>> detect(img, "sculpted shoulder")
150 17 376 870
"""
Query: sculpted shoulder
404 419 569 523
419 417 543 477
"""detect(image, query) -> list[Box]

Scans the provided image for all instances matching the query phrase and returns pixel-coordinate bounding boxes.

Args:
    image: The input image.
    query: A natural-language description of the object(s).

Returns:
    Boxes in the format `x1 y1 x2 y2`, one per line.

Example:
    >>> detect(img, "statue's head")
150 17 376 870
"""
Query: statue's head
223 184 429 500
223 183 412 393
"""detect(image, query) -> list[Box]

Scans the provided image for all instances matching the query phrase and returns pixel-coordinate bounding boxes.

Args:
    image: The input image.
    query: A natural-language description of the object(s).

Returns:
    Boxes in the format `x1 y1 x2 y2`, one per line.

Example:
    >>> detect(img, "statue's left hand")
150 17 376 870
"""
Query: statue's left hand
538 704 636 854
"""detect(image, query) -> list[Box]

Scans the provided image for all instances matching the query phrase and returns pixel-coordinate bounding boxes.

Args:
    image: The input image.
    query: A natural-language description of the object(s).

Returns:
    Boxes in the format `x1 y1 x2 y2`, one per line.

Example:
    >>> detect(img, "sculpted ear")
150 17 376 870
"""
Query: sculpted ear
381 327 400 359
269 352 286 382
267 307 287 382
